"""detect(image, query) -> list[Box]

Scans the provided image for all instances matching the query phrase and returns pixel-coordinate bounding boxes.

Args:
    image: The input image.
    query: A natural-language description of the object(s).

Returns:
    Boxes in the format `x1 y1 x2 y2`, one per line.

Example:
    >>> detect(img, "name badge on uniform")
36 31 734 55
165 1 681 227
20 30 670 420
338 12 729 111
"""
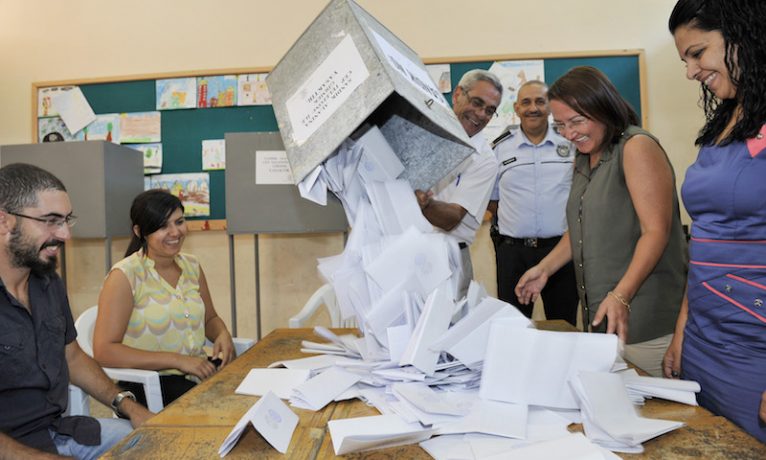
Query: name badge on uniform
502 157 517 166
556 143 571 157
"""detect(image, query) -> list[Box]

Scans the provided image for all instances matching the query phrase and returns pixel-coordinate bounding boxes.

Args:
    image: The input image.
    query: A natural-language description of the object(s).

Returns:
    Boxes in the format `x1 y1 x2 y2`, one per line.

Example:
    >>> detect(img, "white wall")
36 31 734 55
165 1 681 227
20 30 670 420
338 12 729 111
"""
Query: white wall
0 0 703 337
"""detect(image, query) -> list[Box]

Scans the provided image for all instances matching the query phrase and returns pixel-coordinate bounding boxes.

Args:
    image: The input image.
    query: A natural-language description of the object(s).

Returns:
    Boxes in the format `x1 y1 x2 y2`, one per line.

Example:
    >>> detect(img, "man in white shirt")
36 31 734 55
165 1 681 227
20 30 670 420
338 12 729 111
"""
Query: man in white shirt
488 80 578 325
416 69 501 299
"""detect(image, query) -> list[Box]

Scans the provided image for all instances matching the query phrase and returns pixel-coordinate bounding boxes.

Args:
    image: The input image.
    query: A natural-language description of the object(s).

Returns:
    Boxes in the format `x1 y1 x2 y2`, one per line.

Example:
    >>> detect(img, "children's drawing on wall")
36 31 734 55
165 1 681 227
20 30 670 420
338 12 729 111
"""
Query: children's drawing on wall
49 86 96 135
237 73 272 106
37 86 72 118
38 117 76 142
485 60 545 142
197 75 237 108
150 172 210 217
120 111 161 143
201 139 226 170
426 64 452 93
156 78 197 110
76 114 121 143
129 143 163 174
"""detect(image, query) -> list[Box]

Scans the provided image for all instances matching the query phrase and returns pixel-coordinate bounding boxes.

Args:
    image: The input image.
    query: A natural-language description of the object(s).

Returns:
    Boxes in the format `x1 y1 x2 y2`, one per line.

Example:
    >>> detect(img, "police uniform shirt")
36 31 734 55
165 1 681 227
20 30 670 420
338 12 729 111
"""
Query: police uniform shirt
492 124 574 238
435 131 498 245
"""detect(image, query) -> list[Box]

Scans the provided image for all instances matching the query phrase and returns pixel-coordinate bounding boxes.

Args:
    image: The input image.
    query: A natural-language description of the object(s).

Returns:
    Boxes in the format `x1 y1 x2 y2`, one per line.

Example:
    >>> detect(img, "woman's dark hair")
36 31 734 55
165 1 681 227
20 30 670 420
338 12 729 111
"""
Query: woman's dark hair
125 189 184 257
548 66 639 154
669 0 766 145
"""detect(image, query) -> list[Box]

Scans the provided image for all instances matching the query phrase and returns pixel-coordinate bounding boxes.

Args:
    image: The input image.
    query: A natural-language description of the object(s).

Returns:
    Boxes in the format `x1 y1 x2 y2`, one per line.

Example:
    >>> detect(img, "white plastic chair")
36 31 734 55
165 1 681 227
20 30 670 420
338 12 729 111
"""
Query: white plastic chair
66 384 90 416
289 283 356 328
73 306 254 414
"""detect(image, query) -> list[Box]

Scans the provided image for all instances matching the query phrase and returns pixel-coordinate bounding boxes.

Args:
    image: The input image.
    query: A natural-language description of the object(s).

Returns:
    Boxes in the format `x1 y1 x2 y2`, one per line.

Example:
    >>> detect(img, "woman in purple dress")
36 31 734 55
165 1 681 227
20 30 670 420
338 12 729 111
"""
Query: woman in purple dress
664 0 766 443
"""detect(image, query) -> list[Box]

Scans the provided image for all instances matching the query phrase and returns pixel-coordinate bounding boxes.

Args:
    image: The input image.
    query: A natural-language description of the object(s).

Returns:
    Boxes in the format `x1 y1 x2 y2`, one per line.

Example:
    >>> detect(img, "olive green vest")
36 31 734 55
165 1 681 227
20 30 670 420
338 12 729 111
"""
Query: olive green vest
566 126 687 344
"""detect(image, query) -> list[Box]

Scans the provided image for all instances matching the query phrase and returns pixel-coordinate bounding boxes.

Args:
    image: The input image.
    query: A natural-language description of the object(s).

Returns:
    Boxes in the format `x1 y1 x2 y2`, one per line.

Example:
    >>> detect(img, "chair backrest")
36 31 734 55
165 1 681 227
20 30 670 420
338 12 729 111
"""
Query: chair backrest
289 283 357 328
318 284 340 327
74 306 99 357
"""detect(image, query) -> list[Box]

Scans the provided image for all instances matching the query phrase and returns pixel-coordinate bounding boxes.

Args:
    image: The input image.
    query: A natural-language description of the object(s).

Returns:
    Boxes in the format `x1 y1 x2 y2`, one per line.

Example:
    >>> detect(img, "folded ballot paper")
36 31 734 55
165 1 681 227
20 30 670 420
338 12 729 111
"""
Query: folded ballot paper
571 371 684 452
328 414 435 455
289 366 362 410
429 296 531 369
218 391 298 456
619 369 700 406
234 369 310 399
483 433 622 460
480 326 618 409
420 408 577 459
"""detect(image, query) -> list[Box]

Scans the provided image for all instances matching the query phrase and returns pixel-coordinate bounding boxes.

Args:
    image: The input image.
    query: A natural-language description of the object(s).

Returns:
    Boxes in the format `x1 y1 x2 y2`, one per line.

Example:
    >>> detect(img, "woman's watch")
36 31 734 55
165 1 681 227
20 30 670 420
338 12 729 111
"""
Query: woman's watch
111 390 137 418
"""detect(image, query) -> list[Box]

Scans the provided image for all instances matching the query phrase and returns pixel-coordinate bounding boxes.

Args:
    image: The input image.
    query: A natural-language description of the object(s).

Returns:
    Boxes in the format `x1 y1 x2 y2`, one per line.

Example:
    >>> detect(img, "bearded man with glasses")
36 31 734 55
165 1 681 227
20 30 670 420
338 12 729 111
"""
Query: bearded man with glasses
0 163 152 459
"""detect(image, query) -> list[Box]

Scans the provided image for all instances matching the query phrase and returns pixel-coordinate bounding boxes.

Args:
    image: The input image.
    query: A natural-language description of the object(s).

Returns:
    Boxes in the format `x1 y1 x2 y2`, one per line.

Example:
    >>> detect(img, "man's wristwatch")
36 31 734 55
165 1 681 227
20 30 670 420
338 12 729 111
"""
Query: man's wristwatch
111 390 137 418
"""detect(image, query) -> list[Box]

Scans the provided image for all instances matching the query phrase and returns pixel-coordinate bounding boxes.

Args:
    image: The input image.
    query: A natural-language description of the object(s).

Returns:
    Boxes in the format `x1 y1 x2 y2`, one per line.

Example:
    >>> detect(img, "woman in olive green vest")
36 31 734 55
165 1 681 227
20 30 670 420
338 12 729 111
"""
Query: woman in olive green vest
515 66 687 376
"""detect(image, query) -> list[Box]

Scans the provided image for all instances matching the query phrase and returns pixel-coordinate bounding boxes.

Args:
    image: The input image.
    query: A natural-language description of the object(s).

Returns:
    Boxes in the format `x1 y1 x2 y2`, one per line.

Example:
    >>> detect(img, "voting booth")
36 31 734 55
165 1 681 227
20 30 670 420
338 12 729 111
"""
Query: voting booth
267 0 474 192
0 141 143 239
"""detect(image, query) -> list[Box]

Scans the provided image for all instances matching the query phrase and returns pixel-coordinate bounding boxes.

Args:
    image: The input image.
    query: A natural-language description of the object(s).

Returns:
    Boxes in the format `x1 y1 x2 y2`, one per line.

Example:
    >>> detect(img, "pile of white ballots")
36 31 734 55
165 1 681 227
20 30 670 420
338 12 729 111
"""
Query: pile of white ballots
226 126 700 459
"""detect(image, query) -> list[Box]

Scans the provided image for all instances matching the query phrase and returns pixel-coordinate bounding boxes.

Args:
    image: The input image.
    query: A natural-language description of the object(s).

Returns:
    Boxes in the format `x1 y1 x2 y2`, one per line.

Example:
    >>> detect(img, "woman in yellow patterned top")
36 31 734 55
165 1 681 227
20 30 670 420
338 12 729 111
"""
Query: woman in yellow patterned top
93 190 234 406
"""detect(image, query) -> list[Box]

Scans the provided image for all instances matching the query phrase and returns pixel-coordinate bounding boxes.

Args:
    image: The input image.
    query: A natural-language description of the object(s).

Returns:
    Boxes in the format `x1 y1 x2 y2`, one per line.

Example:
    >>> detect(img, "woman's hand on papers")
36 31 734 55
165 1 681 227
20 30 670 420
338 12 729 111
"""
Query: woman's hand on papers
662 333 683 379
179 355 218 380
515 265 548 305
591 294 629 343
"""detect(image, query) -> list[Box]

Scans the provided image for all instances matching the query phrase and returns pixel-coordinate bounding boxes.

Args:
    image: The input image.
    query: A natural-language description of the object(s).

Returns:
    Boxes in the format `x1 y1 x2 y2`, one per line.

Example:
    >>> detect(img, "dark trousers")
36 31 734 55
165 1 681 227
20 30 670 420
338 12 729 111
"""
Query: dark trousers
495 235 579 326
118 375 196 408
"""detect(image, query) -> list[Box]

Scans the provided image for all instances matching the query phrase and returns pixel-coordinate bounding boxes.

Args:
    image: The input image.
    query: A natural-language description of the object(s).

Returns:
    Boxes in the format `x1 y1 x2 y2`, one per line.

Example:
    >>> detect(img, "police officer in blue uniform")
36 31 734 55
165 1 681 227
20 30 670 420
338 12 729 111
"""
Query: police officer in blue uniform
488 80 579 325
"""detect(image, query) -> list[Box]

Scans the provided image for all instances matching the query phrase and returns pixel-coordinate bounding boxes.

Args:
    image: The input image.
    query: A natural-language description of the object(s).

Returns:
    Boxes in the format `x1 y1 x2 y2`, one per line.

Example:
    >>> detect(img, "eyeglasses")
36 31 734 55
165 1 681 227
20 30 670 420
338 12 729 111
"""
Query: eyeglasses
7 211 78 229
552 116 590 133
463 90 498 118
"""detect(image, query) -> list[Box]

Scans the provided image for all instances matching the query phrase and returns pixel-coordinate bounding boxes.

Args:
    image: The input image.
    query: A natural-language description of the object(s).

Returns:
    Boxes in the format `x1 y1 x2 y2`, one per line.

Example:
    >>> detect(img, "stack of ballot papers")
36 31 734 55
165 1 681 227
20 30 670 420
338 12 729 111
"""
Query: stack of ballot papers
619 369 701 406
222 127 698 457
421 432 623 460
328 414 434 455
571 371 685 453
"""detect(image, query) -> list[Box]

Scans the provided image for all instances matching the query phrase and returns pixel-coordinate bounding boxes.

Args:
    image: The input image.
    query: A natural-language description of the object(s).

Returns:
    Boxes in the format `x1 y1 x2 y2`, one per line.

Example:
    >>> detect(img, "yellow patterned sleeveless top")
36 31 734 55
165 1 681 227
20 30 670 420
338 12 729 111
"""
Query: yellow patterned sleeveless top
111 251 206 375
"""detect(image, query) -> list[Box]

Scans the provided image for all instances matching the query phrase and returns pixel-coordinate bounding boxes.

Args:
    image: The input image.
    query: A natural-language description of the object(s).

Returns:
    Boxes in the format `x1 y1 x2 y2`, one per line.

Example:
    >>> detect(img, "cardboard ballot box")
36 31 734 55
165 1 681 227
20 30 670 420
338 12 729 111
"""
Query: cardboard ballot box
267 0 474 192
0 141 143 238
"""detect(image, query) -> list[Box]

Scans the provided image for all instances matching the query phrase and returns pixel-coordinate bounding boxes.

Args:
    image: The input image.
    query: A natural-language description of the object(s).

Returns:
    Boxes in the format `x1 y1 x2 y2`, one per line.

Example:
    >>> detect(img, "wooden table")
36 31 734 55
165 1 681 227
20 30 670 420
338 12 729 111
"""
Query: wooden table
103 325 766 459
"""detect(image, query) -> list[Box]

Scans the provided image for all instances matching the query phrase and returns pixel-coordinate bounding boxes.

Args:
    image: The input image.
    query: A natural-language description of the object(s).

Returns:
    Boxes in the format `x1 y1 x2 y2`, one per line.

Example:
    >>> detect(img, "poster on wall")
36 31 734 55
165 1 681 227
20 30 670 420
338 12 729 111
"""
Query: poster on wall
37 86 74 118
50 86 96 135
426 64 452 93
202 139 226 170
198 75 238 108
238 73 272 106
156 78 197 110
150 172 210 217
76 114 121 143
128 143 163 174
38 116 76 142
120 112 162 143
484 60 545 142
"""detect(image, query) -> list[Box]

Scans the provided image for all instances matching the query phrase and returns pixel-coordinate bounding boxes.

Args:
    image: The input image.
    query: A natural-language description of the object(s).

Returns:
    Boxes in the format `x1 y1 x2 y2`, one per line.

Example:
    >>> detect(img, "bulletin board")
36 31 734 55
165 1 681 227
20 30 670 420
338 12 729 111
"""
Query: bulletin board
30 50 645 231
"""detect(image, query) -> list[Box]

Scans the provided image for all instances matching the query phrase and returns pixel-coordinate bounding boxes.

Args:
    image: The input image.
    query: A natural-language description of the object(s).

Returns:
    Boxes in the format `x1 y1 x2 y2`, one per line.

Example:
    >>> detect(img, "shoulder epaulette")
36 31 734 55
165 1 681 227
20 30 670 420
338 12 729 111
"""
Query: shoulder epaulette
491 126 517 148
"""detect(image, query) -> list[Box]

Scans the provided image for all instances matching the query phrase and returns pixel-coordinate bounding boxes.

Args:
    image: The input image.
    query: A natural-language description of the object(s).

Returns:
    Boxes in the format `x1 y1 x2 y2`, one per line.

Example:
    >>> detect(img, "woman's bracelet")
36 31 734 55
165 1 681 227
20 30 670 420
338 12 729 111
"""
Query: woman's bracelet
608 290 631 312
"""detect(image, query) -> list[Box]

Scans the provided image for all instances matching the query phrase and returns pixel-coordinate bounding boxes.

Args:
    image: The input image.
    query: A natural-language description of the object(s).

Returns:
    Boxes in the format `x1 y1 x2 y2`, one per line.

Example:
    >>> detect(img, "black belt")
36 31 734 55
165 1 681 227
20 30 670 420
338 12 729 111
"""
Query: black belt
458 242 468 249
498 235 561 248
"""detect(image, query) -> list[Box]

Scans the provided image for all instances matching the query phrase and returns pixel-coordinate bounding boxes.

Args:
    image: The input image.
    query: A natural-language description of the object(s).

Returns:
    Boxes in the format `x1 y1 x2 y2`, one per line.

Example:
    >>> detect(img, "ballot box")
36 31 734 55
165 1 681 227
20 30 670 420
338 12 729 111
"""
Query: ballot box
0 140 143 238
267 0 474 192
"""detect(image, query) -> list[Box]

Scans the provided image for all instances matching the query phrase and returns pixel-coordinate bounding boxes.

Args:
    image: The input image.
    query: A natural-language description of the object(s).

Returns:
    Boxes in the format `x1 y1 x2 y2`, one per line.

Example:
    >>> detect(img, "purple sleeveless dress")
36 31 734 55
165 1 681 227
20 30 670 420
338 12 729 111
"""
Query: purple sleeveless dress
681 124 766 443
